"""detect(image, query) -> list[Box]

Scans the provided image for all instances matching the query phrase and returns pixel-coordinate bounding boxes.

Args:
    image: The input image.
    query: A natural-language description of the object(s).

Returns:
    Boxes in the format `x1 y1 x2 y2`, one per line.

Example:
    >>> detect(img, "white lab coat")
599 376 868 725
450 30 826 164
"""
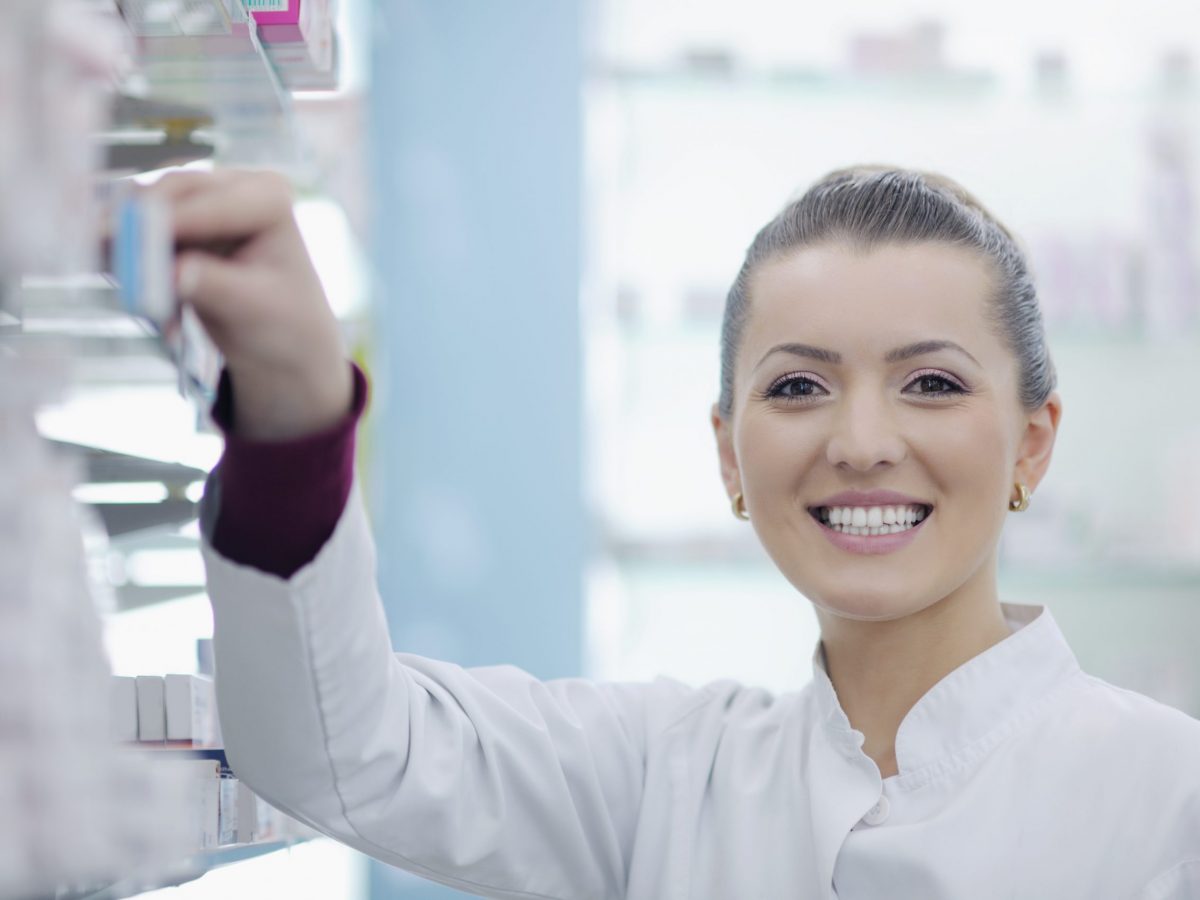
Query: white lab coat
201 484 1200 899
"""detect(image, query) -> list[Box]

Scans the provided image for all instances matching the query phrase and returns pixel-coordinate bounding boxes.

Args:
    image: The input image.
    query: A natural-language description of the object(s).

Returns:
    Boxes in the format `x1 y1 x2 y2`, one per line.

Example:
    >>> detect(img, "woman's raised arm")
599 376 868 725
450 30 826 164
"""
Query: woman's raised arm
173 170 698 899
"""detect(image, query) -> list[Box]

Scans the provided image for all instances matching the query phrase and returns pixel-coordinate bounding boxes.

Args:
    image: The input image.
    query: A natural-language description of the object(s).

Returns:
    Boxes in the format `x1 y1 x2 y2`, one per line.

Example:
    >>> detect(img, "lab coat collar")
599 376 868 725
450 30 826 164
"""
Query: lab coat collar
810 602 1082 778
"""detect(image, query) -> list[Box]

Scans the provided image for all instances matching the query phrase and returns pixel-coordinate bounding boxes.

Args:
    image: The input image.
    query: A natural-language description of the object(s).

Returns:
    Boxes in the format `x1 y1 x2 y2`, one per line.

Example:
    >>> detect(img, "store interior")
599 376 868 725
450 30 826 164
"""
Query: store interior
2 1 1198 897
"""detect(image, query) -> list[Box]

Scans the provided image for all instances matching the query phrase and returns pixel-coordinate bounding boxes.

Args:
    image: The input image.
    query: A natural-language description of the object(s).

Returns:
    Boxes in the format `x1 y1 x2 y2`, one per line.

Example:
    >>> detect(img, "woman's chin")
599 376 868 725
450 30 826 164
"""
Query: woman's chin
807 589 919 623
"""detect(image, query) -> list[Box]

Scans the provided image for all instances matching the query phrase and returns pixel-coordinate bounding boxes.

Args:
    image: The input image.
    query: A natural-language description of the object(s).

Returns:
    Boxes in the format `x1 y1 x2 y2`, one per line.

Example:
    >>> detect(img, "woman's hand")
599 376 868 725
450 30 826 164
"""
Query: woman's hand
149 168 353 441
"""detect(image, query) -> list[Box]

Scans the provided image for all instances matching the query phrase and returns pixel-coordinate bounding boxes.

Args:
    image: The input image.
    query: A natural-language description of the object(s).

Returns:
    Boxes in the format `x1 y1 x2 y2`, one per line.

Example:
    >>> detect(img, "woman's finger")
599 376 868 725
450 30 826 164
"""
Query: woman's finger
175 248 250 327
145 168 239 204
166 170 294 245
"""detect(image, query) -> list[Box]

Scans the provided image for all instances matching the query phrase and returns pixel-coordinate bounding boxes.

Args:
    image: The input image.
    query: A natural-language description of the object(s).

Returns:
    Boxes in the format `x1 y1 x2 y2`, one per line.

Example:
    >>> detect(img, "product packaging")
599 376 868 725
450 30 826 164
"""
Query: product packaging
109 676 138 743
218 775 239 844
134 675 166 742
250 0 338 89
164 673 218 745
105 188 222 413
235 779 258 843
111 192 175 326
116 0 237 37
155 757 222 850
192 759 221 849
231 779 288 843
259 797 286 840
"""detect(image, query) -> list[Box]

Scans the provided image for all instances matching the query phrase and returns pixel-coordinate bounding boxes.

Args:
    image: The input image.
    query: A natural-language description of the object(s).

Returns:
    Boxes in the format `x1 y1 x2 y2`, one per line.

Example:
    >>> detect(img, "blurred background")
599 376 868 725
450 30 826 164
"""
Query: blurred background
3 0 1199 897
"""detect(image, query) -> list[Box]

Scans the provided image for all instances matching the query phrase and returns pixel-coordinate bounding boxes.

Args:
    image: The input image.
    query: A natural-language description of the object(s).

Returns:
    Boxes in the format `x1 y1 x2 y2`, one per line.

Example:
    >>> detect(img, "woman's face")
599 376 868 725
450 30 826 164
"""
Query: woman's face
711 241 1061 622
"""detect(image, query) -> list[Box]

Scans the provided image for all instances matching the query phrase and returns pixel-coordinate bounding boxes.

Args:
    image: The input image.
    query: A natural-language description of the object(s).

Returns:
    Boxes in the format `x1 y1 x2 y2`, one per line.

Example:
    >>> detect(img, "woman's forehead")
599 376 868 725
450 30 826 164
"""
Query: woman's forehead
744 242 1001 363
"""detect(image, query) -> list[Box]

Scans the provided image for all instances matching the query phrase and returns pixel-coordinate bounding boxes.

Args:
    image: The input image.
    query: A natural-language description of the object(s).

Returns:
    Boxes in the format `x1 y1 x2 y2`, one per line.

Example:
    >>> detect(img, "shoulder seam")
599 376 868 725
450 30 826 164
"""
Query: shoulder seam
1136 856 1200 899
1076 672 1200 721
652 678 741 741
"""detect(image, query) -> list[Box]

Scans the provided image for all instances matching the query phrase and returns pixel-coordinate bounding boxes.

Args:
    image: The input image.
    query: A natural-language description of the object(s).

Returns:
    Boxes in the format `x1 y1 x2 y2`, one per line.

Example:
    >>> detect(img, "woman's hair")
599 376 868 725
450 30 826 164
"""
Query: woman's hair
716 165 1057 419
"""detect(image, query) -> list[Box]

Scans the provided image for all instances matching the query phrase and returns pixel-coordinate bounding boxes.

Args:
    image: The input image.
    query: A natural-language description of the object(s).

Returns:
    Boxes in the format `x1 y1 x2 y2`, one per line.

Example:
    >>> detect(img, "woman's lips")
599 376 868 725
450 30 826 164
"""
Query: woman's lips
809 508 932 555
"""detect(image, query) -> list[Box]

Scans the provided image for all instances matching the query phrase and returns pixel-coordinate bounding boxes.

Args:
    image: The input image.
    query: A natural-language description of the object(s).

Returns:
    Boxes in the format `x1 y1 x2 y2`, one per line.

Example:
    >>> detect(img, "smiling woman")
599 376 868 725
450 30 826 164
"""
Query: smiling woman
718 243 1052 615
187 162 1200 900
711 171 1062 640
703 166 1200 895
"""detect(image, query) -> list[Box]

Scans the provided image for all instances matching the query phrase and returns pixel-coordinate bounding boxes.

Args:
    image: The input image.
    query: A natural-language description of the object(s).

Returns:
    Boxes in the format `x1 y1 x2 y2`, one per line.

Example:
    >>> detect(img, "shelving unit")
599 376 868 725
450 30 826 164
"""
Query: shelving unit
52 838 311 900
1 1 350 896
7 0 339 506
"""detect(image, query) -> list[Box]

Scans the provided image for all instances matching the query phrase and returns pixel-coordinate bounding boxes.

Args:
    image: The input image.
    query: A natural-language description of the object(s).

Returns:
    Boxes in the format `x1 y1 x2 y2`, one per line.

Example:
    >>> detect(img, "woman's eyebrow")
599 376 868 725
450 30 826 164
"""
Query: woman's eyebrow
754 339 981 370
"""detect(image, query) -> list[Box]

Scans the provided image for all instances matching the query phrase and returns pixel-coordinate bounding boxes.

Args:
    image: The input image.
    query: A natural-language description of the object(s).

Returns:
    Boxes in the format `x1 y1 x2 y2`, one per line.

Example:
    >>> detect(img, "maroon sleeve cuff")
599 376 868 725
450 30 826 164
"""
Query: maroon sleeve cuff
207 361 368 578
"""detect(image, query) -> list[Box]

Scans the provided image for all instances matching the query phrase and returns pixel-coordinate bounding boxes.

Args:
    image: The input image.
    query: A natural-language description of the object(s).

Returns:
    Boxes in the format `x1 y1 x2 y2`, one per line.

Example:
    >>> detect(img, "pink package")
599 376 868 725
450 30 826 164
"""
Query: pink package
252 0 325 45
250 0 302 26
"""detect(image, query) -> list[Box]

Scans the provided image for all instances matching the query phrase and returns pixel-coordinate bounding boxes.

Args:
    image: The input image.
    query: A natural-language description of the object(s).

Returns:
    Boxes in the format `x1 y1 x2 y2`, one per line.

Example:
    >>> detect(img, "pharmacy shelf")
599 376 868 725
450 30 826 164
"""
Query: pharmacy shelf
10 271 221 424
54 441 205 537
50 745 318 899
612 310 1200 346
9 280 214 609
7 0 346 415
4 276 214 419
5 273 212 595
103 95 216 176
592 61 997 98
603 538 1200 589
4 3 342 899
7 279 166 371
50 837 313 900
54 441 206 488
112 0 297 169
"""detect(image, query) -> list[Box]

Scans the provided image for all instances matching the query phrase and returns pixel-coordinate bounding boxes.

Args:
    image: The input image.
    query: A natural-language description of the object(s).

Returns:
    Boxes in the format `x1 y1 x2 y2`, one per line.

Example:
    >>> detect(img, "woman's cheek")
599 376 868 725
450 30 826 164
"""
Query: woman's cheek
920 409 1011 505
742 418 822 491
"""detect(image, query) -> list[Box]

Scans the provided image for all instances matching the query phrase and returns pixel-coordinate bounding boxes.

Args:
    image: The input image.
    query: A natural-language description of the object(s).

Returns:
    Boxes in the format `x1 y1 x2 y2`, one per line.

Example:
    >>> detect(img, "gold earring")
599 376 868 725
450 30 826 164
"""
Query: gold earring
1008 482 1030 512
731 491 750 520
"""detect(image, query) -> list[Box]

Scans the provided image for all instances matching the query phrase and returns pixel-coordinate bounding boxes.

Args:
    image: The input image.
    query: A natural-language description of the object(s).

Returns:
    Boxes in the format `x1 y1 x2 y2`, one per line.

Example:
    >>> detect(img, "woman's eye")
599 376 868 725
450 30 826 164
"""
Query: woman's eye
764 375 826 402
905 373 965 396
760 371 966 404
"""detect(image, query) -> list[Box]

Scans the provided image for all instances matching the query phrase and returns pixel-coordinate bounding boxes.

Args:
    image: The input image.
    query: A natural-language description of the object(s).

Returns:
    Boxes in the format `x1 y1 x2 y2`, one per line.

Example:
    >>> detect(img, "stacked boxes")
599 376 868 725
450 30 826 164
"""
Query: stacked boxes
118 674 218 746
112 674 298 849
165 674 221 744
250 0 338 91
134 675 167 742
110 676 139 743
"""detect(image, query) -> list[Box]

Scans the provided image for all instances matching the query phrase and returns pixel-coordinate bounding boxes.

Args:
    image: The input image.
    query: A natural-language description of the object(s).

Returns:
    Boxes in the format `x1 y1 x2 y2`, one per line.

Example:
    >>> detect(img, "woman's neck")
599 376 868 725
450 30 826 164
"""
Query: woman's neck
814 571 1013 779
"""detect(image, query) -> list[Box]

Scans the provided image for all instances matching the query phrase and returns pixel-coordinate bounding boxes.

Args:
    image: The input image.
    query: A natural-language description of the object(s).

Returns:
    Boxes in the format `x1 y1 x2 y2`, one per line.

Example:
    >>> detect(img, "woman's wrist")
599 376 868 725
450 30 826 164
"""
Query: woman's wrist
226 355 355 442
208 360 369 578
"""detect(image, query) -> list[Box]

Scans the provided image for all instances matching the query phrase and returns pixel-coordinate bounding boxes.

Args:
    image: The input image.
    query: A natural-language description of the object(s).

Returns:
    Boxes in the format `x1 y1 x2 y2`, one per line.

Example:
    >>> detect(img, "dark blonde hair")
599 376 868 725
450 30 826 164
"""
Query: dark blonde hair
717 165 1057 419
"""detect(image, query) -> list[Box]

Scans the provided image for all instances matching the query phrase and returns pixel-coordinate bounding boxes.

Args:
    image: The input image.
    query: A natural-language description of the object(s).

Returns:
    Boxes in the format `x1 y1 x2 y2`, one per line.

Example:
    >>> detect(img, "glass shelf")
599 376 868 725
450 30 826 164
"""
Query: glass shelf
605 542 1200 590
117 0 298 168
50 837 313 900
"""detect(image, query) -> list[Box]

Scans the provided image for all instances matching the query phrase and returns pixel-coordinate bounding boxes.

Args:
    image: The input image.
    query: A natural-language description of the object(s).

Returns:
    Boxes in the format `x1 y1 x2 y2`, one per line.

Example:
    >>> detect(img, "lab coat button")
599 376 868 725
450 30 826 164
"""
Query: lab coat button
862 794 890 826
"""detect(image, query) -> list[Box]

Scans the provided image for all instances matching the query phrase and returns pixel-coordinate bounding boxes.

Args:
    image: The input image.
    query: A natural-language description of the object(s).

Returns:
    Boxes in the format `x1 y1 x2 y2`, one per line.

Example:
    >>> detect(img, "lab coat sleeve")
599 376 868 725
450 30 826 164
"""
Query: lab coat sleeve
201 480 697 900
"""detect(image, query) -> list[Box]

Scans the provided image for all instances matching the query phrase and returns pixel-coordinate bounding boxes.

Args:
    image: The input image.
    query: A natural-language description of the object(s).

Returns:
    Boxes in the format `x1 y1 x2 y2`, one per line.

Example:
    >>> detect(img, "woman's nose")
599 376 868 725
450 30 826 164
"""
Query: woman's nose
824 393 907 472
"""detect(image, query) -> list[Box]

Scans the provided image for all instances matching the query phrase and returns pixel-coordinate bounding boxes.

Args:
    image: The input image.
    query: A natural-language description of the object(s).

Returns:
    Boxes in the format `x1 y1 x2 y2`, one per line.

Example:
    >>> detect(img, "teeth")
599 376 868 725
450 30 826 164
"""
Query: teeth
813 503 930 536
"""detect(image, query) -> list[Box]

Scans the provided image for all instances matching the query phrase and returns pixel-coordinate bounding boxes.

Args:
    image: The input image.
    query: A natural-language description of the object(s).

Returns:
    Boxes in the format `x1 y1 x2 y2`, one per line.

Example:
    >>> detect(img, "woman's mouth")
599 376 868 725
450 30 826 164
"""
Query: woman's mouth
805 503 933 555
806 504 936 554
807 503 932 536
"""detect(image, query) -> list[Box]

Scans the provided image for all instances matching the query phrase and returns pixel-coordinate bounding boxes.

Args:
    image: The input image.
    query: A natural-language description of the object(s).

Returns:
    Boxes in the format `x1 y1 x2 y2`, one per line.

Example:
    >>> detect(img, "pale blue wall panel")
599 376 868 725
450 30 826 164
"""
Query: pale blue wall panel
367 3 583 898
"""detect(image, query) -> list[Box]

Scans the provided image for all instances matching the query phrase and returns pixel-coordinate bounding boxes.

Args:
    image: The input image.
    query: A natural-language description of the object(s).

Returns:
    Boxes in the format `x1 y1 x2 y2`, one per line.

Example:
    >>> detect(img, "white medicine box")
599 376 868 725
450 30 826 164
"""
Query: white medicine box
164 674 218 744
109 676 138 743
134 675 166 742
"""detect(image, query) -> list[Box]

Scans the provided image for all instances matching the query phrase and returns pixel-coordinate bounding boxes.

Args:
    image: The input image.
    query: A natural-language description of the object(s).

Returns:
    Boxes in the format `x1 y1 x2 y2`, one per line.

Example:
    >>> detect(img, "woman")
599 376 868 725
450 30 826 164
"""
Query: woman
169 166 1200 899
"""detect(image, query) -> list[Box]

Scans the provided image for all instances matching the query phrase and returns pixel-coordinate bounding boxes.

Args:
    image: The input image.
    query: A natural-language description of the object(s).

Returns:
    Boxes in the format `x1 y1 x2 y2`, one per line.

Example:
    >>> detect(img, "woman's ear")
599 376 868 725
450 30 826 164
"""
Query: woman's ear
1016 390 1063 494
711 402 741 498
